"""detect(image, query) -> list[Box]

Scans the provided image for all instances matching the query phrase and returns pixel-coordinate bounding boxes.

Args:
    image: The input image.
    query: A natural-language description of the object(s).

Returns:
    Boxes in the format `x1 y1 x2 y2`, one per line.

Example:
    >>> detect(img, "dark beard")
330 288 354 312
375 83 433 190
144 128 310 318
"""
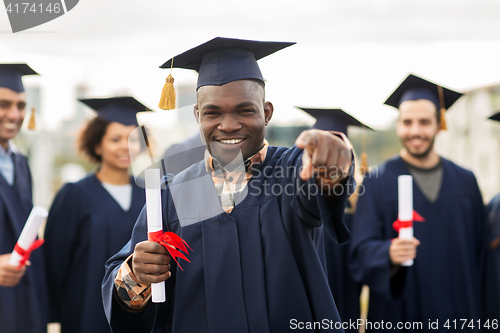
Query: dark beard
401 136 435 159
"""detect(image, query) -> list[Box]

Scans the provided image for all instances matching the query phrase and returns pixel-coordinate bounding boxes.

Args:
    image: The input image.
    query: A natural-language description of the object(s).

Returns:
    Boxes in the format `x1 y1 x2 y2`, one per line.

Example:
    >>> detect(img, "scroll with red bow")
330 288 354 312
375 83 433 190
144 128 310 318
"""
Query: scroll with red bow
9 206 48 269
145 169 191 303
394 175 425 266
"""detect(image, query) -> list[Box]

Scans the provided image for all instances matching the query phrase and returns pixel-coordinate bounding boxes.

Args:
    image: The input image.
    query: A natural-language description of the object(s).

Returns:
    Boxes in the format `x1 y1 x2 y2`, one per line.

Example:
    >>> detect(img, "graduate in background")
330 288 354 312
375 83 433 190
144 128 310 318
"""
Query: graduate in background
44 97 149 333
484 112 500 322
102 37 355 332
0 64 48 333
297 107 372 330
162 133 206 175
349 74 487 332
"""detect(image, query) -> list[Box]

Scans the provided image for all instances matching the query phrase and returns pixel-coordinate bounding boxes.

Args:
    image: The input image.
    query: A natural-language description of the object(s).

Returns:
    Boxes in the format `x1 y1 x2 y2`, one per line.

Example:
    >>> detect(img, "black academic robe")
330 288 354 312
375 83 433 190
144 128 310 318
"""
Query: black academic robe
103 145 354 333
44 174 145 333
323 201 361 331
485 194 500 322
0 153 48 333
349 156 486 332
162 134 206 175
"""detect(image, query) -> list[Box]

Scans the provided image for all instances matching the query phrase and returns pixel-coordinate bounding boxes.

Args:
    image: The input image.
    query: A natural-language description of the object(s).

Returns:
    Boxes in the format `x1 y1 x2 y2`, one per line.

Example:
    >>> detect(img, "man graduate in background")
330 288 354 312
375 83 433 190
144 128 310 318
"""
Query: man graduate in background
102 37 355 332
484 112 500 323
0 64 48 333
348 74 486 332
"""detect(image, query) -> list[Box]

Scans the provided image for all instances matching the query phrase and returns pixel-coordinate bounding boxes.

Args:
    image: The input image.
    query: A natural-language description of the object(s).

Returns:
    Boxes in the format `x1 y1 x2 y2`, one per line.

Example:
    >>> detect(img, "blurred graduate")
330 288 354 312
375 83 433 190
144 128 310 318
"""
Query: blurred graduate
484 112 500 322
162 133 205 175
43 97 149 333
0 64 48 333
297 107 372 330
348 74 487 332
102 37 356 332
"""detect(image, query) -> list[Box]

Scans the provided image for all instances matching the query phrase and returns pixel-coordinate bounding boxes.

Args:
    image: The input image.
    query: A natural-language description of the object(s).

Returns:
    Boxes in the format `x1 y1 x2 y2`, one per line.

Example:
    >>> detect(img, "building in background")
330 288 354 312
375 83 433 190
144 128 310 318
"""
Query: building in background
435 83 500 202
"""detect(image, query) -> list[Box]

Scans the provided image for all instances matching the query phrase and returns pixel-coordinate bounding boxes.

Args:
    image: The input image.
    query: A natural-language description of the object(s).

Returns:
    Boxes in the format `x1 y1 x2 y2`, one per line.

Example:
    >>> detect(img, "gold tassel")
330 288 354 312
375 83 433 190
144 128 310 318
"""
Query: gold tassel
158 57 176 110
158 74 176 110
359 130 369 176
360 152 369 176
437 85 447 131
28 107 36 130
439 108 447 131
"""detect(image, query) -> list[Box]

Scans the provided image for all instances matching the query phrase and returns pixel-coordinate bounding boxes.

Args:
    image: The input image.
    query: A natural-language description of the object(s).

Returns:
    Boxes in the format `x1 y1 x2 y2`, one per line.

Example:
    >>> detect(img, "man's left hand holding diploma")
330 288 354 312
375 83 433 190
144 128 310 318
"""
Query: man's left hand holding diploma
0 254 27 287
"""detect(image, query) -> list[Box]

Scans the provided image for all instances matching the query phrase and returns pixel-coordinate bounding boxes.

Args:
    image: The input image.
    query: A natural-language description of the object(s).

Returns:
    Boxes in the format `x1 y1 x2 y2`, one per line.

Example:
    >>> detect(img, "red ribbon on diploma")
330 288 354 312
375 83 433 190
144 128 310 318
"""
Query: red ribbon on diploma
148 231 192 270
14 239 45 269
393 210 425 232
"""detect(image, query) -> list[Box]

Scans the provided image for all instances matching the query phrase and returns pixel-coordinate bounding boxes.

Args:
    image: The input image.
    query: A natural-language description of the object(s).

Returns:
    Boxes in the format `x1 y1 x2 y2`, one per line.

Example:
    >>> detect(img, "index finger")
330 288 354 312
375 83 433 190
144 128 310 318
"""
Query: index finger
295 130 317 150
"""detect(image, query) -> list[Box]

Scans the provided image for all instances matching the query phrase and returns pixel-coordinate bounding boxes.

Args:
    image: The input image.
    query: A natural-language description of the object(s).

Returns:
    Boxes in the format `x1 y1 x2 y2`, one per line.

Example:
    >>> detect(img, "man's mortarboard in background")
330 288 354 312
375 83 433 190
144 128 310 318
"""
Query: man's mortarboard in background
78 96 151 126
0 63 40 130
488 112 500 123
384 73 463 131
297 107 373 175
158 37 295 110
0 63 38 93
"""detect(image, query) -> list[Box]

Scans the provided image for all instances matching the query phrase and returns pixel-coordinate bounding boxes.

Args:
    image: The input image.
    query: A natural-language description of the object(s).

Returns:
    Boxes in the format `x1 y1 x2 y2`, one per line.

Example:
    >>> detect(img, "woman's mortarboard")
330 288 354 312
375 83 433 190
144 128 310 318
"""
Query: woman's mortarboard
158 37 295 110
297 107 373 175
78 96 151 126
384 73 463 131
296 107 373 134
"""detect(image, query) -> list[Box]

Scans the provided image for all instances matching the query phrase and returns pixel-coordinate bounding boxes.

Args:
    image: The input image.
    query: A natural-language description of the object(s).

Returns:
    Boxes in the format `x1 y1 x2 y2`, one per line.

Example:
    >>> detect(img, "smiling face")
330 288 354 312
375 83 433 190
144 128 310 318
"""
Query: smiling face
396 99 439 159
194 80 273 165
95 122 140 171
0 87 26 149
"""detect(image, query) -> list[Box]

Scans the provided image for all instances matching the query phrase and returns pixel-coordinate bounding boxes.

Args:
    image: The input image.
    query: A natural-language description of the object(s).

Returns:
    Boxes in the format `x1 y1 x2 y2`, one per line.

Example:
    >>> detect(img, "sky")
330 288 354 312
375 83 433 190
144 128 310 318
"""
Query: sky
1 0 500 131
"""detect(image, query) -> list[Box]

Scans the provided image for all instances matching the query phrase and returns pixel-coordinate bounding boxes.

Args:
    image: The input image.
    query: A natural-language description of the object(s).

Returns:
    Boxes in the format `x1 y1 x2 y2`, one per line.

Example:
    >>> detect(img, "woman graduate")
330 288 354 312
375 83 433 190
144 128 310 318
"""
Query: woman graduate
296 107 372 332
44 97 149 333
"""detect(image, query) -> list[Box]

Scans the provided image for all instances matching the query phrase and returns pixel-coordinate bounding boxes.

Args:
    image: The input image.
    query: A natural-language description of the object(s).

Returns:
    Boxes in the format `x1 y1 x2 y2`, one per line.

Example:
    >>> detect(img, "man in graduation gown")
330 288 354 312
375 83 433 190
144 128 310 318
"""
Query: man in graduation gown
484 112 500 323
102 37 356 333
297 107 372 331
0 64 48 333
348 74 487 332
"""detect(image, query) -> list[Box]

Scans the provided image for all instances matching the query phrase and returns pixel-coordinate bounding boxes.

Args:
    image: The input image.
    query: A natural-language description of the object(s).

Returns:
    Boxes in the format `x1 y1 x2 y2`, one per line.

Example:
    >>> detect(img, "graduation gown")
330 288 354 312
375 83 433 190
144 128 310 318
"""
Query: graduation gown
349 156 486 332
162 134 206 175
485 194 500 321
323 201 361 331
44 174 145 333
103 145 354 333
0 153 48 333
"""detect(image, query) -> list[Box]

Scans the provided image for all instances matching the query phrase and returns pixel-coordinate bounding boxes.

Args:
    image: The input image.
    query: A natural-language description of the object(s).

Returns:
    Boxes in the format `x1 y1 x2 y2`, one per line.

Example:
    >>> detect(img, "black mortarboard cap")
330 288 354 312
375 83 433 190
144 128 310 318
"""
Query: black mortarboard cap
160 37 295 89
488 112 500 122
78 97 151 126
296 107 373 137
384 73 462 111
0 64 39 92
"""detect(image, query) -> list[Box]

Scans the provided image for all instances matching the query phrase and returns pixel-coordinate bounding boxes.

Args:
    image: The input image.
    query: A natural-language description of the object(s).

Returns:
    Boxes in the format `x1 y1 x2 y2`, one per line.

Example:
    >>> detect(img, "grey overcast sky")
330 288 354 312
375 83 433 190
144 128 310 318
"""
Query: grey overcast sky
1 0 500 129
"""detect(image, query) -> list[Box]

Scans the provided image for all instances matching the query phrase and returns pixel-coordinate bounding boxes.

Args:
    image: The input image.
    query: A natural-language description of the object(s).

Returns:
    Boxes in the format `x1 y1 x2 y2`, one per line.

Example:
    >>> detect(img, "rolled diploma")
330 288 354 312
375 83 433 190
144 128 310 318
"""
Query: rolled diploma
145 169 166 303
398 175 414 266
9 206 48 266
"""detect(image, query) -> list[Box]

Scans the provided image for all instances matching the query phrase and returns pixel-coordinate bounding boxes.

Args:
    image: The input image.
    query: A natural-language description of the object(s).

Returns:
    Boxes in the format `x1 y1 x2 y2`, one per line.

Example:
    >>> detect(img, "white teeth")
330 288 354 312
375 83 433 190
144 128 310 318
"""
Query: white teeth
1 123 16 129
220 139 243 144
